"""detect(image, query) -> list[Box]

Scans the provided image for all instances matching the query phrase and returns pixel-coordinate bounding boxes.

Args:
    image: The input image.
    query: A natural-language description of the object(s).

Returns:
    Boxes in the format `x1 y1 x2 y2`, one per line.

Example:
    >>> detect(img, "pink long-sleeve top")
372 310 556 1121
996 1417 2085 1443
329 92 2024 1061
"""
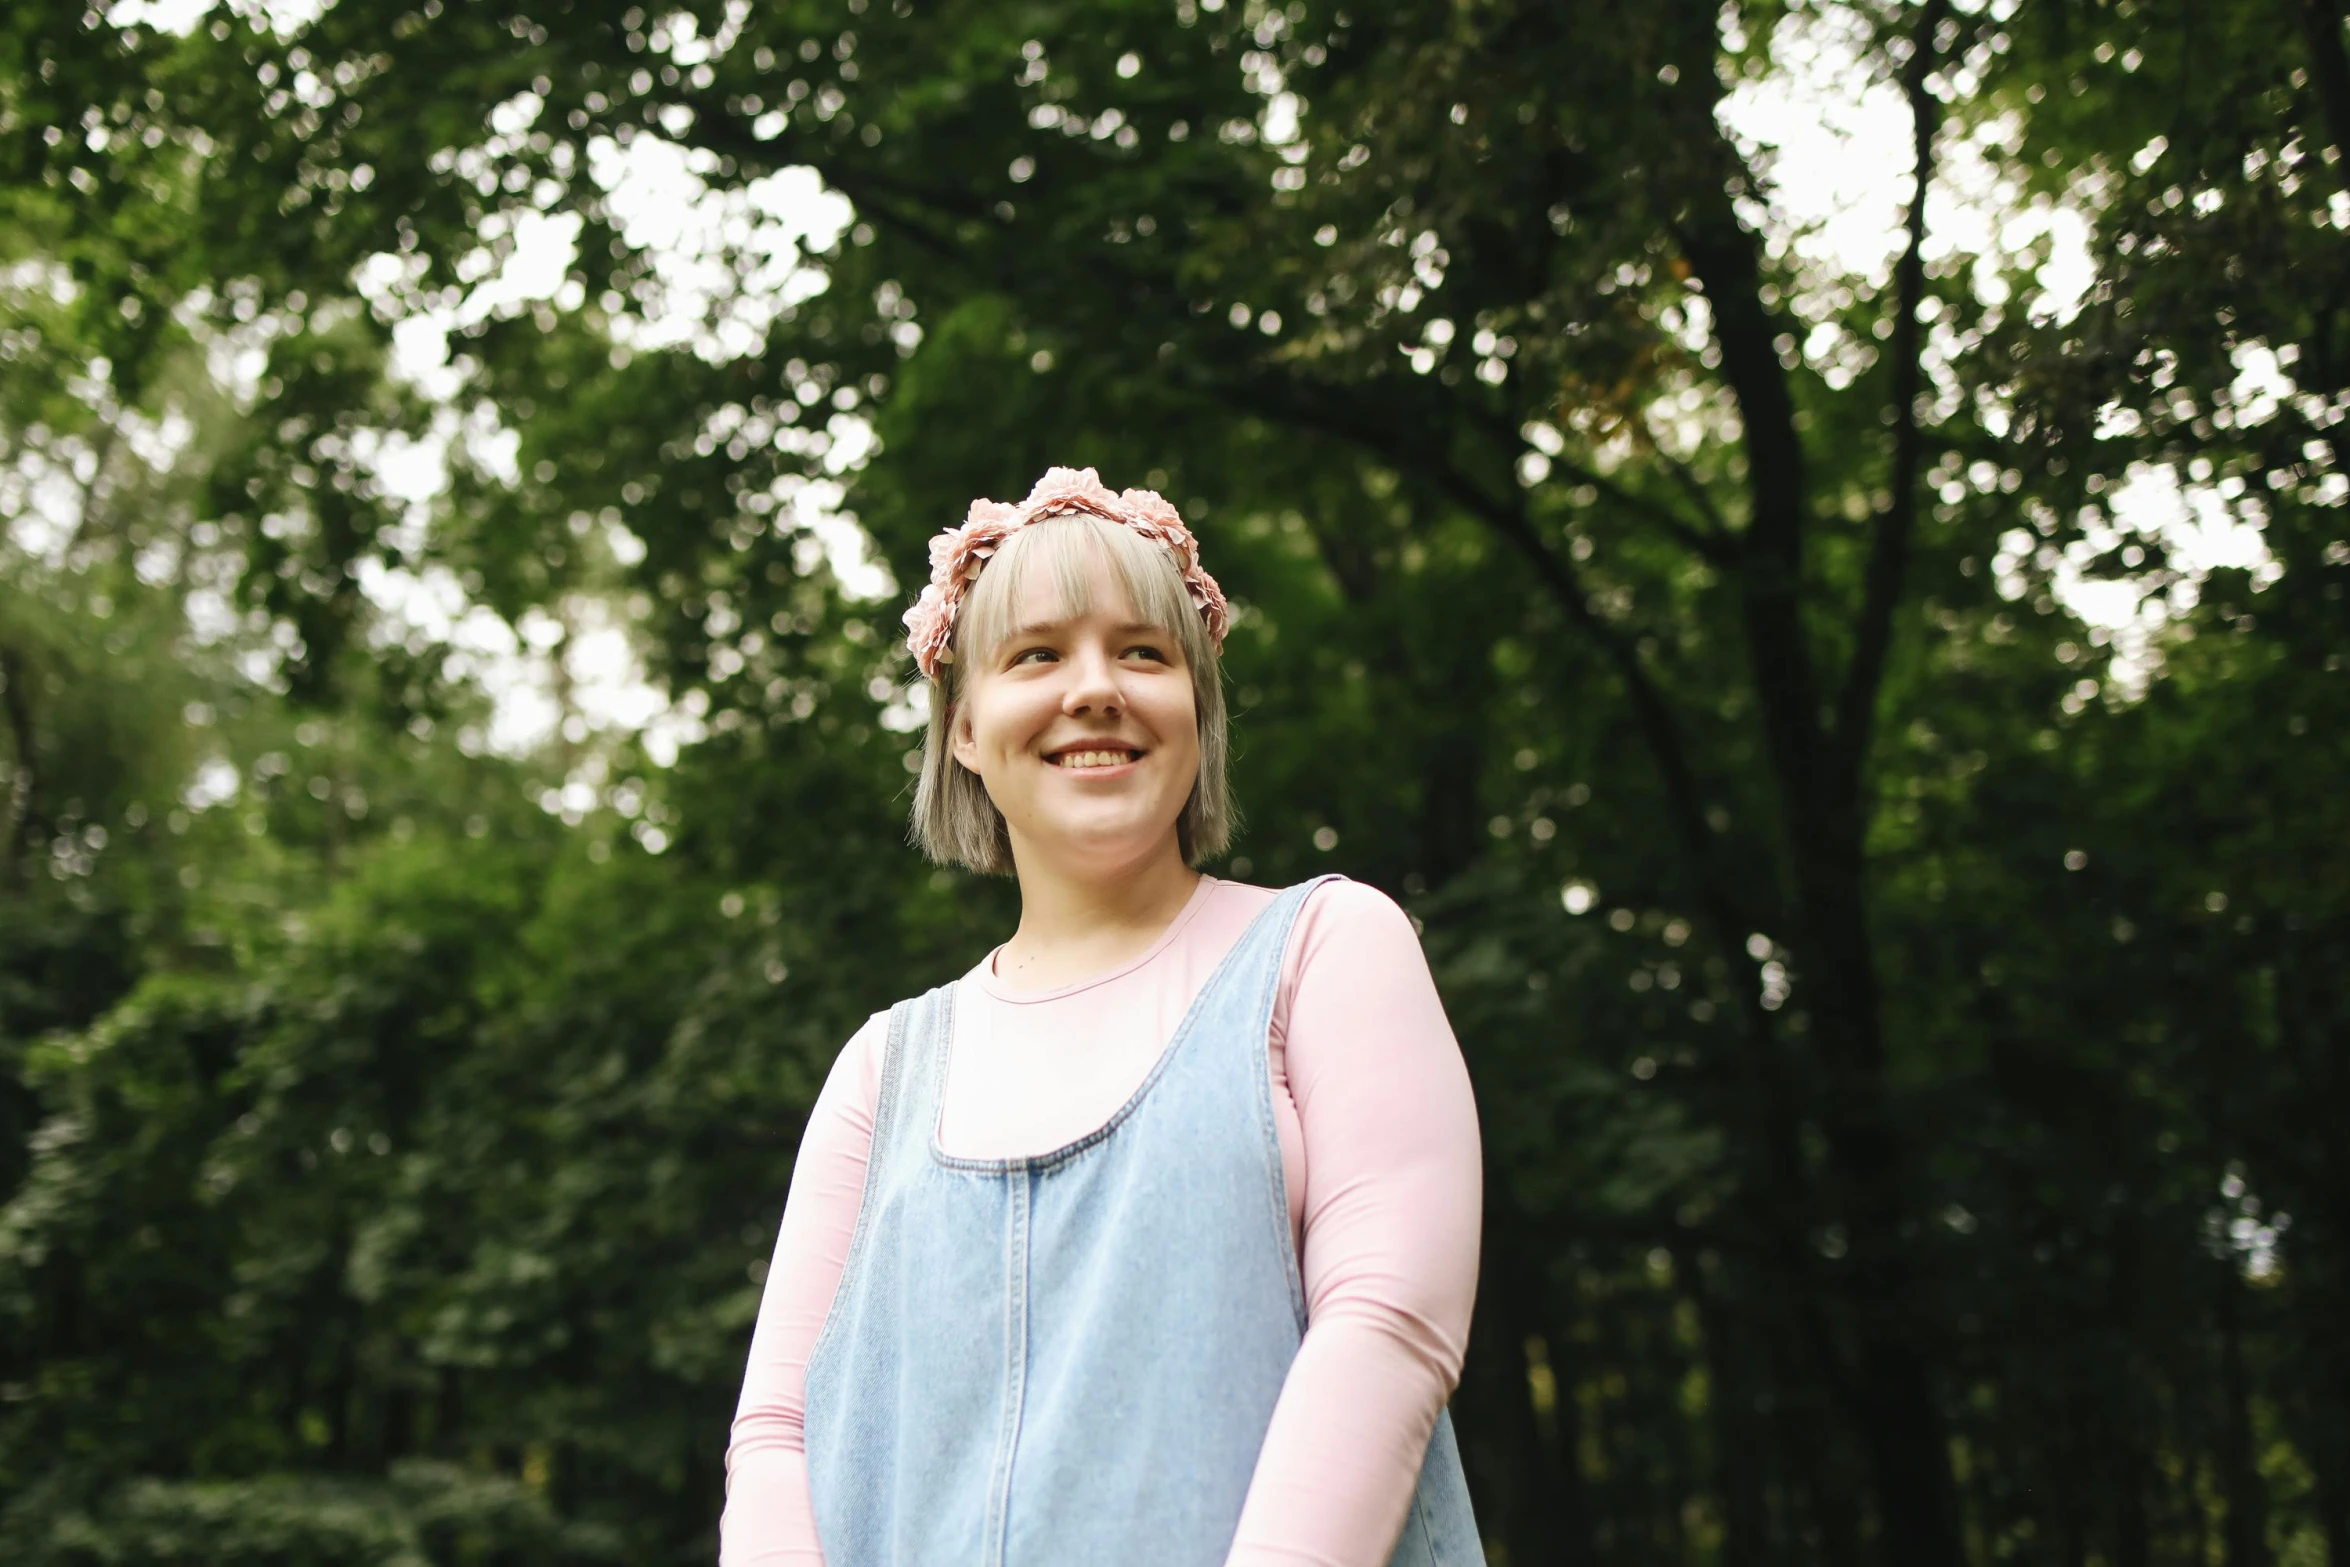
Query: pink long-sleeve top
720 875 1484 1566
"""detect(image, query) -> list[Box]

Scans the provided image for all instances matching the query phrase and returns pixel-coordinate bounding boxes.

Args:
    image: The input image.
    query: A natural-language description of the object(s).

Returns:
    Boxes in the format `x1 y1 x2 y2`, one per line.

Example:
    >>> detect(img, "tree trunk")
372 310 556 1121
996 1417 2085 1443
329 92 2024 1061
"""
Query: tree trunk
1794 1433 1868 1567
2277 914 2350 1567
2114 1428 2153 1567
2300 0 2350 181
1651 0 1966 1549
1538 1317 1603 1567
1455 1220 1565 1564
0 642 41 882
1848 1334 1962 1567
1686 1255 1774 1567
2314 1375 2350 1567
383 1380 416 1465
2217 1284 2273 1567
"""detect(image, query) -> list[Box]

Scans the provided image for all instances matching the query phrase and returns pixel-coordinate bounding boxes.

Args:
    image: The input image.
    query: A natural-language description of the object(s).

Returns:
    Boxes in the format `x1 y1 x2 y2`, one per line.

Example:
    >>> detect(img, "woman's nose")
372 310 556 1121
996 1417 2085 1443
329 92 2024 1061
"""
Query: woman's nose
1060 645 1123 715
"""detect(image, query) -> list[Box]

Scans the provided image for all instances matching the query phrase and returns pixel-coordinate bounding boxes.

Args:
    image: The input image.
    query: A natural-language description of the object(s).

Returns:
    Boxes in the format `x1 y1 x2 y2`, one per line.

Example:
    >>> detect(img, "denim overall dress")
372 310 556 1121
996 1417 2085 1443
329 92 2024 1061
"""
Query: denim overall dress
801 877 1485 1566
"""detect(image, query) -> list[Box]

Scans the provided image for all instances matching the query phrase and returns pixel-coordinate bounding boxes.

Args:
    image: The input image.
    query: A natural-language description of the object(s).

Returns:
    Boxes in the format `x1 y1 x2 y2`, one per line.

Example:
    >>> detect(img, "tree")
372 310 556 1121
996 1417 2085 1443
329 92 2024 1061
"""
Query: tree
5 0 2346 1562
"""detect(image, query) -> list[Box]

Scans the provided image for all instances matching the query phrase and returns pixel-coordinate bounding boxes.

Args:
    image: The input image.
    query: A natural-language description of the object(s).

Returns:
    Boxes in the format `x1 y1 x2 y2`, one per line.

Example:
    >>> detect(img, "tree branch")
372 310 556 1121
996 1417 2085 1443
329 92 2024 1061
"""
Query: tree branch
683 109 982 270
0 643 40 882
1675 191 1824 820
1545 446 1736 568
1833 0 1947 783
2300 0 2350 194
1426 450 1838 1276
1463 402 1733 564
1210 370 1745 914
1422 461 1762 950
1647 437 1734 540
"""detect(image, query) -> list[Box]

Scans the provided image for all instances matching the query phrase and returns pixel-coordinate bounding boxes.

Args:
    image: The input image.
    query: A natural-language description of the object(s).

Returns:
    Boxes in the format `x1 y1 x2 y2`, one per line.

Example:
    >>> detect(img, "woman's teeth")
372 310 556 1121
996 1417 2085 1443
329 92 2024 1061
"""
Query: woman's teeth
1051 750 1138 769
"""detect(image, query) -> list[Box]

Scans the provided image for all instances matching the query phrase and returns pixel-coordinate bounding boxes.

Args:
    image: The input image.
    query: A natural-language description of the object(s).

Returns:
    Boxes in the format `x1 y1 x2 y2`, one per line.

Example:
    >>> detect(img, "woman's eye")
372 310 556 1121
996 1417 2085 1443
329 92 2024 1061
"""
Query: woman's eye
1123 645 1169 662
1012 647 1057 666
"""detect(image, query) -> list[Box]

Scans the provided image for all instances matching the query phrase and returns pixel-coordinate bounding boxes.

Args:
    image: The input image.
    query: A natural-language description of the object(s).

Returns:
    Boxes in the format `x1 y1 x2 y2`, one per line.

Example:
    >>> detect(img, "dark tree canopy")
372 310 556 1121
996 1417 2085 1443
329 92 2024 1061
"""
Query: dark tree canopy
4 1 2347 1564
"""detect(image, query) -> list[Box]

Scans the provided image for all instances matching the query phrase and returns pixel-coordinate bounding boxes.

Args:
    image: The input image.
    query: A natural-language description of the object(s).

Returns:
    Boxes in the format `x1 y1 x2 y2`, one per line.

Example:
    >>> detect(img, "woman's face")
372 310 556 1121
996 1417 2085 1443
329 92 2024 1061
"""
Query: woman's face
949 549 1200 876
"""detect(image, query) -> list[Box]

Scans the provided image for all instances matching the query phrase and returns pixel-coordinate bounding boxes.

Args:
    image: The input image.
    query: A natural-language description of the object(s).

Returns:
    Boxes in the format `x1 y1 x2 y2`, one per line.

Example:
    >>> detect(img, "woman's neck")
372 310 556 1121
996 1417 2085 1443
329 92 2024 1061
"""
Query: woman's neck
993 836 1202 993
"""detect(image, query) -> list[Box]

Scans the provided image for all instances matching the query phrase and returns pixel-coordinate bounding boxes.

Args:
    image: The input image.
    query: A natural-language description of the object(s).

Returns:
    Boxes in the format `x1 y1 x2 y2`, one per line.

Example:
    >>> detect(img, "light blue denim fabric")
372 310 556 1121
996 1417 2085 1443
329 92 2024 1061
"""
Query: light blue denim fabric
802 876 1483 1567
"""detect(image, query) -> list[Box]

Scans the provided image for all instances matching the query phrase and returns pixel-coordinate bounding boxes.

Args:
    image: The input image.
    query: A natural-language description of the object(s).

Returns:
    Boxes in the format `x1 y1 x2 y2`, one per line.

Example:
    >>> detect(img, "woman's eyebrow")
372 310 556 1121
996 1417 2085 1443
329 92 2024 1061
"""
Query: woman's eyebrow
1004 618 1166 639
1002 617 1074 640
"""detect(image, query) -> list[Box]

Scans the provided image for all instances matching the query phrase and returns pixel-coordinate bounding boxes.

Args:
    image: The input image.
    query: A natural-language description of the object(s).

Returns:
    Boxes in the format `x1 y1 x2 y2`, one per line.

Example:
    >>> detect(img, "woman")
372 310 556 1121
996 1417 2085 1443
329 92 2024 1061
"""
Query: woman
721 468 1486 1566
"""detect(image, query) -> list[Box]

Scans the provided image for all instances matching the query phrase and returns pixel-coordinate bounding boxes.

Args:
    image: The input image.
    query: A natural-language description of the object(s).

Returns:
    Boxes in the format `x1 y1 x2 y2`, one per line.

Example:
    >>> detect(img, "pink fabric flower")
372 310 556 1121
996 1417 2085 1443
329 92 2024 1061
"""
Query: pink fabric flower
900 468 1231 679
1020 466 1125 521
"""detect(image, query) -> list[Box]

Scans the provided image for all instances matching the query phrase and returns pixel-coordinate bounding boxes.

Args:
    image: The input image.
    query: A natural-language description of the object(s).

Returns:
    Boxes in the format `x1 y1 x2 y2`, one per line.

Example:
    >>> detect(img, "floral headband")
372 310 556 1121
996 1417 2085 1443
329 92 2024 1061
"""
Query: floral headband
901 466 1231 680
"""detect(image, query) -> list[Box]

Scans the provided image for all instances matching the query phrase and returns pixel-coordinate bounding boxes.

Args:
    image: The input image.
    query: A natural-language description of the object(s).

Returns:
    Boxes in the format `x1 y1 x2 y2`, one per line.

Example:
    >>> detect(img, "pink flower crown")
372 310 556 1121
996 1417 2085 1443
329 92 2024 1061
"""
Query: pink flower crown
901 466 1231 680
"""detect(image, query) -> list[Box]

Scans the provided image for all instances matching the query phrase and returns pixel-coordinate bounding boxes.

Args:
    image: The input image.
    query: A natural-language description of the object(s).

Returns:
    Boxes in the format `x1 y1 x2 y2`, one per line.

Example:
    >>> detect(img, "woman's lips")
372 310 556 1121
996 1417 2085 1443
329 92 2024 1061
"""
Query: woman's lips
1046 747 1144 771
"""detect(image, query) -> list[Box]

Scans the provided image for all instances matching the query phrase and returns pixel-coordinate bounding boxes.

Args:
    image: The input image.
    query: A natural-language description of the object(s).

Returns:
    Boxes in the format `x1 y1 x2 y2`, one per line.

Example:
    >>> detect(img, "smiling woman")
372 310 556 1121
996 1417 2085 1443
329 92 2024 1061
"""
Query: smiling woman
914 503 1232 875
721 469 1486 1567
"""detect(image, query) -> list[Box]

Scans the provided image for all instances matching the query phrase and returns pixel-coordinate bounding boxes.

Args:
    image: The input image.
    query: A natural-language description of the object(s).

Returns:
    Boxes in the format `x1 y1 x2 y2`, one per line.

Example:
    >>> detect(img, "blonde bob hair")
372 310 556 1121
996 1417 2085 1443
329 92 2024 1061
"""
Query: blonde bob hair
910 510 1234 874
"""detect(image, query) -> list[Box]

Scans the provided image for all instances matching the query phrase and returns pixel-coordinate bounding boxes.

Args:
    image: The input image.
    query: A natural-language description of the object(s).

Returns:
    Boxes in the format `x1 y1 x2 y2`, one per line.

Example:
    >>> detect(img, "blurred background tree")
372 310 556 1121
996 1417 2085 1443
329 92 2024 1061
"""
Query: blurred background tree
3 0 2345 1563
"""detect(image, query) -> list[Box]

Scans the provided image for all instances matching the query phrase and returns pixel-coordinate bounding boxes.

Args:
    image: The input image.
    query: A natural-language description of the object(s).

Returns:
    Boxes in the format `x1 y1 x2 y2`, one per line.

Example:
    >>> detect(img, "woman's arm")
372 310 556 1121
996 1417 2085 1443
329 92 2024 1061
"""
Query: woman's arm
718 1014 885 1567
1227 881 1484 1567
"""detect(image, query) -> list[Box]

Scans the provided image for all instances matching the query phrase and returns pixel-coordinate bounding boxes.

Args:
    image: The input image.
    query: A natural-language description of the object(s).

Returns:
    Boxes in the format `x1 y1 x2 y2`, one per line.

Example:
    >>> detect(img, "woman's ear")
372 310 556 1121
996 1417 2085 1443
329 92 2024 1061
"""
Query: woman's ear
947 691 981 773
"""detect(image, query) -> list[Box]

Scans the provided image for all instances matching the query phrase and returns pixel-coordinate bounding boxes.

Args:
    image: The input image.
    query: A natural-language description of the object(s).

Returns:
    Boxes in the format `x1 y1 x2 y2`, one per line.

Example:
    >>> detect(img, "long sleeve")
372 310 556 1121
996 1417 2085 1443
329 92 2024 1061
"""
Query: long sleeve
719 1014 885 1567
1226 881 1485 1566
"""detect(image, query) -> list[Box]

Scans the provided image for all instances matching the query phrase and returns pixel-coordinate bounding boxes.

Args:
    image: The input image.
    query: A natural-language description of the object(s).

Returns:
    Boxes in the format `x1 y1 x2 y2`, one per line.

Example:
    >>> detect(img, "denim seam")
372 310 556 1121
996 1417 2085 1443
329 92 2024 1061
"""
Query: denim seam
802 990 925 1389
1411 1479 1442 1566
982 1171 1030 1567
1249 874 1339 1331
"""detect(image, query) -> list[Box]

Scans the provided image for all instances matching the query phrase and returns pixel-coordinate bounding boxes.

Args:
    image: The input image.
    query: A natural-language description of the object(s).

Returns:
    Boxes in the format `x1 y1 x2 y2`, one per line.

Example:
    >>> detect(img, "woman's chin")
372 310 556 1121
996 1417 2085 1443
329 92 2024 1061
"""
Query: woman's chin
1014 810 1185 871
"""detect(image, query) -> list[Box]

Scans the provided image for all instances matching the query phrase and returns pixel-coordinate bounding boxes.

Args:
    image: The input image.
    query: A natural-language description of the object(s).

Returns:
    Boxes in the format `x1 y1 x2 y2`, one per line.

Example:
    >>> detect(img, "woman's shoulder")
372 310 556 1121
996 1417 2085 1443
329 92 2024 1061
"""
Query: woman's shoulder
1293 875 1422 952
834 968 970 1098
835 1009 892 1109
1205 873 1420 950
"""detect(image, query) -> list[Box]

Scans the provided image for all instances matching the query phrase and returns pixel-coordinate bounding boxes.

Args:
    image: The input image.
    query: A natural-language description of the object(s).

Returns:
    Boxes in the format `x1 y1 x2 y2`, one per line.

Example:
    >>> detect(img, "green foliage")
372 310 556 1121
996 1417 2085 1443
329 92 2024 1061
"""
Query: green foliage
4 0 2348 1564
35 1461 615 1567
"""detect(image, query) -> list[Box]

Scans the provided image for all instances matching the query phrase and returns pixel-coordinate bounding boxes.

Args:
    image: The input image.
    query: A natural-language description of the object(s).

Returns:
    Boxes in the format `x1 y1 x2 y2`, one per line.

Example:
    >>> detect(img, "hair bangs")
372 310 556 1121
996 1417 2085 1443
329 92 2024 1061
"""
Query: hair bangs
952 512 1208 676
